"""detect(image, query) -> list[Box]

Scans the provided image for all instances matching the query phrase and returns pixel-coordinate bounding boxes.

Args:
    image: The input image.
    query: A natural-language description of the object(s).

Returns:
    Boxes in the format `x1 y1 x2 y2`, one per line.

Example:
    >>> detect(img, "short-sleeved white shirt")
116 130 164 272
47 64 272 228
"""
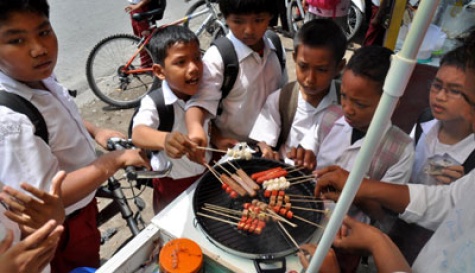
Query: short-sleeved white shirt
249 81 338 163
400 172 475 272
410 120 475 185
186 32 288 142
132 81 210 179
0 72 97 215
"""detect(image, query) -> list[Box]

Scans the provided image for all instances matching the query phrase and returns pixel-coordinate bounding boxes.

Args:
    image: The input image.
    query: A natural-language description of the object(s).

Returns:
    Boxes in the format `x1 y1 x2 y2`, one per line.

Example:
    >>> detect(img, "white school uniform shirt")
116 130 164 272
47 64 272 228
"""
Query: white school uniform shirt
302 117 414 183
248 81 338 163
0 72 97 215
410 119 475 185
400 172 475 272
186 31 288 142
132 81 210 179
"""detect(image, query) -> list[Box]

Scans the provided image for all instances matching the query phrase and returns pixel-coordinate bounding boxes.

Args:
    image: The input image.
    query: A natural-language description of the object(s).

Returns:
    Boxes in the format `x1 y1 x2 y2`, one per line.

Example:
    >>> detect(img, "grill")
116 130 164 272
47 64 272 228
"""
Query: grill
193 158 324 261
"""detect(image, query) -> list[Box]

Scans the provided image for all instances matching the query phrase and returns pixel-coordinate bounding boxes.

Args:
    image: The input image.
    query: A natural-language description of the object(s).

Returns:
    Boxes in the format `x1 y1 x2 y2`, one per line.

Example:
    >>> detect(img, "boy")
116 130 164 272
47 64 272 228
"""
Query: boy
249 19 346 170
0 1 150 272
131 25 210 214
185 0 288 160
301 46 414 272
314 32 475 273
411 46 475 186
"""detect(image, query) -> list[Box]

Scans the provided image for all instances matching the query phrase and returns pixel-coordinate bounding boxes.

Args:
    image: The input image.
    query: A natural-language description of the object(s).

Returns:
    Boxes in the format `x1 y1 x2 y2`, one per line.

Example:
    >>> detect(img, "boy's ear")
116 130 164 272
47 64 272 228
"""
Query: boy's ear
152 63 166 81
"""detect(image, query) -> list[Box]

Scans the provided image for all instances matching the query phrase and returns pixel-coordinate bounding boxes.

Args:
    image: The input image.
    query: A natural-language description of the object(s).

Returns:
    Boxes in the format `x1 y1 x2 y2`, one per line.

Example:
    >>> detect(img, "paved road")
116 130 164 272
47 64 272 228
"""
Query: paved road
49 0 192 107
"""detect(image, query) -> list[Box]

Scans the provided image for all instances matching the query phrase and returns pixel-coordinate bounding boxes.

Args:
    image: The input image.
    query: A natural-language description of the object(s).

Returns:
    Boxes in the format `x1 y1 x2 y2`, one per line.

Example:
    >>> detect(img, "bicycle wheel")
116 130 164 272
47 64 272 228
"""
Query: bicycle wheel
86 33 158 109
184 0 226 51
286 0 305 37
345 2 364 41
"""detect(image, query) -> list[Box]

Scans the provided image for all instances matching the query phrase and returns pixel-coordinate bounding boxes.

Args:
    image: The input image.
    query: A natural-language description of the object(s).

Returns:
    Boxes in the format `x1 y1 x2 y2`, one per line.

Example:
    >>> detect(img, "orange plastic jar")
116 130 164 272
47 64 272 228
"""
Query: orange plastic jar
159 238 203 273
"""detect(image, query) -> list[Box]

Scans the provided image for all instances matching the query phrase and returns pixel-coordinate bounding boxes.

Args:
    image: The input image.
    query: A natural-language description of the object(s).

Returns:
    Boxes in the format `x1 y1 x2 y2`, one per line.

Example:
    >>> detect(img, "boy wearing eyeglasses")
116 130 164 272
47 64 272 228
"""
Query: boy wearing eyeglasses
410 45 475 186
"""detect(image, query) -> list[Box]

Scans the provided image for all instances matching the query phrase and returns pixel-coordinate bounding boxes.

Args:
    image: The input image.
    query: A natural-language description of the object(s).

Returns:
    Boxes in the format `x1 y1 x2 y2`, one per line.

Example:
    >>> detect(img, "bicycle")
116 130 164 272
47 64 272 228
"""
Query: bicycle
285 0 365 41
85 1 227 109
96 138 172 248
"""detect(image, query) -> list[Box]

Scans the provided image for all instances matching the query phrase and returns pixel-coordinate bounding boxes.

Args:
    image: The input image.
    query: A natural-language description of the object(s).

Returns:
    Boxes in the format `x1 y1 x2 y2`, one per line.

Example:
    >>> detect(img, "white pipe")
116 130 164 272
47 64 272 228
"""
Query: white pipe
306 0 441 272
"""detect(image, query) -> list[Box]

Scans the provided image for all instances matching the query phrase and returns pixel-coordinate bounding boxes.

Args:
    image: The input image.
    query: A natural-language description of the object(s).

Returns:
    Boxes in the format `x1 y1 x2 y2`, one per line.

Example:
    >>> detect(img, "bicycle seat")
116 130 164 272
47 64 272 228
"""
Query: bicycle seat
132 8 165 22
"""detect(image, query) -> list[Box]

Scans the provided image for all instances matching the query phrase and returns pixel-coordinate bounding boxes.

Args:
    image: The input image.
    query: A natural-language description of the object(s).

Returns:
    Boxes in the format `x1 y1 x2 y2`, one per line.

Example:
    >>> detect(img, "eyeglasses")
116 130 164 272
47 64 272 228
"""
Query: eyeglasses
429 80 464 98
461 92 475 111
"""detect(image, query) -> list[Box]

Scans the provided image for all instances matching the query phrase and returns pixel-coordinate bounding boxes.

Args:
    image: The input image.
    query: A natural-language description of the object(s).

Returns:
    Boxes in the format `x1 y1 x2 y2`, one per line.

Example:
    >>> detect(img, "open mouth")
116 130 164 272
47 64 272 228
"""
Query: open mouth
186 78 200 85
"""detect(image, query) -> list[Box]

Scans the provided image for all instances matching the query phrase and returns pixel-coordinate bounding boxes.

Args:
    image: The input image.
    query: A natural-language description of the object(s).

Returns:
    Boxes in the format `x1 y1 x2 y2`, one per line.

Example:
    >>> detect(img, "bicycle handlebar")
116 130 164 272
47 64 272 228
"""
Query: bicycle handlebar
107 138 173 180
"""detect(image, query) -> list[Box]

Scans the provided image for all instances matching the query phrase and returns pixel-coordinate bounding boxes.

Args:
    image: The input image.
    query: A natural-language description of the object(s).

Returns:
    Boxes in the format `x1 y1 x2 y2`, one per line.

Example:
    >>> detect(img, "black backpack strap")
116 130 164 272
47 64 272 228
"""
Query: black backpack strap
0 91 48 144
414 107 433 146
265 30 286 72
148 88 174 132
276 81 299 149
462 149 475 174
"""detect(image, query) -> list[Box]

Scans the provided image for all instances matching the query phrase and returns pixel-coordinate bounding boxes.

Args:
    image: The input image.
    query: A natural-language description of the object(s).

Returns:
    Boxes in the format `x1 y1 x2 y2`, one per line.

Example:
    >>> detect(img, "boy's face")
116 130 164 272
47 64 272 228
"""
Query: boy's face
293 45 344 99
340 69 382 132
225 13 272 49
153 41 203 100
429 65 471 123
0 12 57 85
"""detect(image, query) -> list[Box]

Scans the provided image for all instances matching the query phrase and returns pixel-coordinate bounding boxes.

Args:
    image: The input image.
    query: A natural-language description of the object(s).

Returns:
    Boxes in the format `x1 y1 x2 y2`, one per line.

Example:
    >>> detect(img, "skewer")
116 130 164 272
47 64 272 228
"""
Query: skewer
201 207 241 221
287 166 306 173
203 203 242 215
265 208 297 228
287 175 314 181
289 177 315 186
286 193 317 199
196 146 228 154
197 212 238 226
291 206 329 215
277 221 300 250
293 215 325 229
204 163 223 184
290 199 332 203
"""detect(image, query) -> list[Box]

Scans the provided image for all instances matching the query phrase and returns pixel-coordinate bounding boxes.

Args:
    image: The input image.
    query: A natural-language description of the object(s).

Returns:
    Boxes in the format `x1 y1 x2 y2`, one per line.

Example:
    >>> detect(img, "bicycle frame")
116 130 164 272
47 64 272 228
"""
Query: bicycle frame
122 7 217 76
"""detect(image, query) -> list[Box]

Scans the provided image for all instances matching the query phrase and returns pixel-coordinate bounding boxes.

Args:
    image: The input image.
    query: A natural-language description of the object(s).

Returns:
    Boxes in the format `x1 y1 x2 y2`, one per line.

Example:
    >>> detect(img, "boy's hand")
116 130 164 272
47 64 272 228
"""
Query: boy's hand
286 147 316 171
333 216 383 255
313 165 349 200
117 149 152 170
257 142 280 161
0 220 63 273
434 165 464 185
297 243 340 273
0 171 66 235
165 132 197 159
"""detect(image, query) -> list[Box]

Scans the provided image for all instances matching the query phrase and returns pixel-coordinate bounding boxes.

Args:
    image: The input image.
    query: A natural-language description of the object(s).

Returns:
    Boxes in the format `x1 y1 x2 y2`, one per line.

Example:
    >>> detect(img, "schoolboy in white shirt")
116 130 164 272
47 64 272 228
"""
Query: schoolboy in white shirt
185 0 288 161
249 19 346 169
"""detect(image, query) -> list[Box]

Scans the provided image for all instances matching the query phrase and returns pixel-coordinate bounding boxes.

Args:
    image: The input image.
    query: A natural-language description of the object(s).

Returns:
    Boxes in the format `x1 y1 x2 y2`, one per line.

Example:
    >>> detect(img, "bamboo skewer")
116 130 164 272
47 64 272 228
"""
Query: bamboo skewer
289 177 315 186
203 203 242 215
293 215 325 229
287 175 314 181
201 207 241 221
204 163 223 184
290 199 333 203
264 208 297 228
291 206 329 215
196 146 228 154
286 193 318 199
277 221 301 250
196 212 238 226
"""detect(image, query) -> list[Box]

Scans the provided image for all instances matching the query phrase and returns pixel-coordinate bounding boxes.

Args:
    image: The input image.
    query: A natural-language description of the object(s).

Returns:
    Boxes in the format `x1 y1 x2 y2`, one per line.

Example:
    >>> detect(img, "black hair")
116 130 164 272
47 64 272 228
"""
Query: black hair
440 45 468 71
346 45 393 93
148 25 200 66
0 0 49 23
293 18 347 64
219 0 277 18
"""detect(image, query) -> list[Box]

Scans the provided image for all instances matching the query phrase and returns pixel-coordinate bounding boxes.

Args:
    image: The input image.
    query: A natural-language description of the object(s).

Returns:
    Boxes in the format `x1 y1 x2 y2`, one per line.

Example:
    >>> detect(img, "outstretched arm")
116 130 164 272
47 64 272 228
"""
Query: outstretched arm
314 165 410 214
83 120 126 149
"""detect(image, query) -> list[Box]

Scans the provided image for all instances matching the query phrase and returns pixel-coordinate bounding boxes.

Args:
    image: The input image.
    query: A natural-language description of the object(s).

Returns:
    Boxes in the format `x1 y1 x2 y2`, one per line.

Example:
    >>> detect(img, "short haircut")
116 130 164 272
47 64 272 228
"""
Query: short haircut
148 25 200 66
293 19 347 64
346 45 393 93
0 0 49 23
219 0 277 18
440 45 469 71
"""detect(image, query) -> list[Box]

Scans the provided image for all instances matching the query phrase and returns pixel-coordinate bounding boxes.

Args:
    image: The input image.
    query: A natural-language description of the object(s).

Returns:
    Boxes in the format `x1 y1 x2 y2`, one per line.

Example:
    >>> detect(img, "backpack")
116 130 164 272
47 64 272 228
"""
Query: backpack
0 91 48 144
148 0 167 21
212 30 286 115
127 88 174 139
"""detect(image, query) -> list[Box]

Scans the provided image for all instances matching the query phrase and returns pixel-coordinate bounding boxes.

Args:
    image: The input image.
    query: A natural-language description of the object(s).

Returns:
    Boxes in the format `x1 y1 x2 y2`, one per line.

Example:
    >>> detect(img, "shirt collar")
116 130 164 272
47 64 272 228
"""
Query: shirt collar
161 80 178 105
0 71 37 101
227 32 276 63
